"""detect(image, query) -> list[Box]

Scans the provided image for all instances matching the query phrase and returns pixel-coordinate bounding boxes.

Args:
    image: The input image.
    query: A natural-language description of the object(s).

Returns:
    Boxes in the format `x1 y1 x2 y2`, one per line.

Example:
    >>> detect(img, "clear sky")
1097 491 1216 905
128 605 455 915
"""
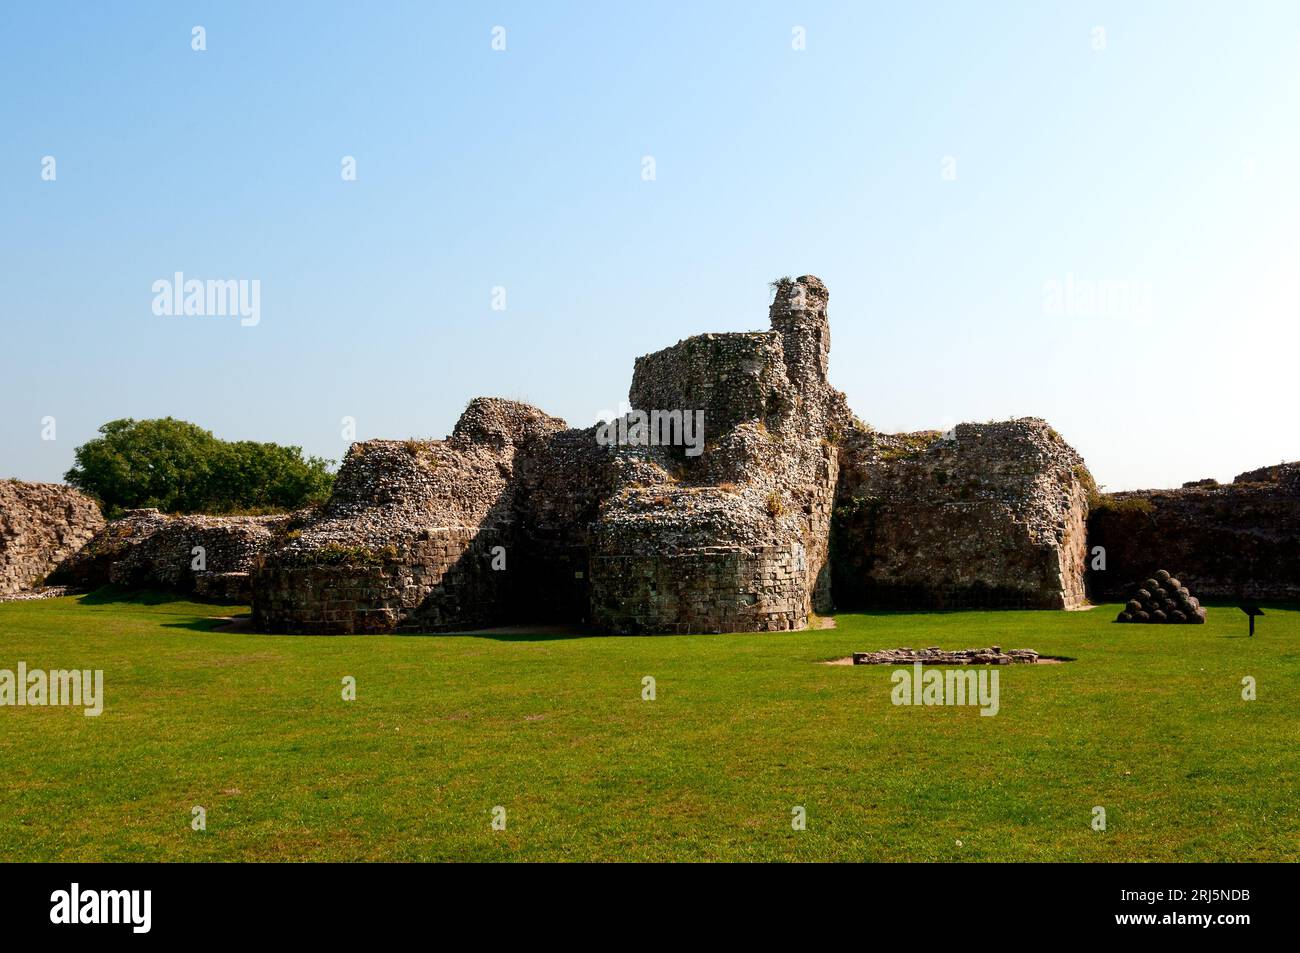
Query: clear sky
3 2 1297 491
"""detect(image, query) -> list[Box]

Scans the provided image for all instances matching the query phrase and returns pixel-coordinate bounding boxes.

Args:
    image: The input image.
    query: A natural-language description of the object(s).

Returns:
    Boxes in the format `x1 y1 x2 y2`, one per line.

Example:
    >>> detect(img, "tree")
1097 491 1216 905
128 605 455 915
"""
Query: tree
65 418 333 516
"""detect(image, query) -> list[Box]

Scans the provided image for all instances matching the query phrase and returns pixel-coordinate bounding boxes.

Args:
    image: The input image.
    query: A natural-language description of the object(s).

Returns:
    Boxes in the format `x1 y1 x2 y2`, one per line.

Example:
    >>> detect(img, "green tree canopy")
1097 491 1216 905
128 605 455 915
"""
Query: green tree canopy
65 418 334 516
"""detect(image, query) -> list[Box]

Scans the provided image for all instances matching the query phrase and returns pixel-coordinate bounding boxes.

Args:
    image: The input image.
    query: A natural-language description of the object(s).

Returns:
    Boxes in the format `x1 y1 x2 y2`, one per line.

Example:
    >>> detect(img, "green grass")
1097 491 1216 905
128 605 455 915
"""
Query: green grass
1 591 1297 862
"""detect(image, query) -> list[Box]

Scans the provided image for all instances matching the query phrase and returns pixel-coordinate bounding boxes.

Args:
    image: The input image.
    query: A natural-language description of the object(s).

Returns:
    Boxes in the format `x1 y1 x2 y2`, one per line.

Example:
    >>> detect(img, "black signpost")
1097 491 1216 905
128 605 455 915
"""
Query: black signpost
1239 605 1264 637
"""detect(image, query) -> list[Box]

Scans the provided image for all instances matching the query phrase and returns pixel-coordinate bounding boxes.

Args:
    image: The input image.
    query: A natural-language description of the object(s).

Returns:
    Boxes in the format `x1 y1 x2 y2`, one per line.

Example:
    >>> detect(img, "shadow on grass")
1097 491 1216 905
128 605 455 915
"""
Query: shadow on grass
78 586 194 606
162 613 252 633
842 607 994 617
403 624 608 642
76 585 249 608
219 623 694 642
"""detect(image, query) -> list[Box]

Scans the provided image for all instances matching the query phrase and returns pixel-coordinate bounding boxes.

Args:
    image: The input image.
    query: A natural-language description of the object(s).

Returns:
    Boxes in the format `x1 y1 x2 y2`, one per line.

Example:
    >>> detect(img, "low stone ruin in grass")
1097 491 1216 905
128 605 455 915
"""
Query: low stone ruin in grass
1115 569 1206 624
851 645 1042 665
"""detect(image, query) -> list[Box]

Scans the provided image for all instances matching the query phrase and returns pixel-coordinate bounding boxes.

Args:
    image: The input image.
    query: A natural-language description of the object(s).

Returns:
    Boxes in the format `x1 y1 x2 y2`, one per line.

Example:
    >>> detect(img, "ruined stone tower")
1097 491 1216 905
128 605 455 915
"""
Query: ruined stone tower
769 275 831 388
589 275 848 632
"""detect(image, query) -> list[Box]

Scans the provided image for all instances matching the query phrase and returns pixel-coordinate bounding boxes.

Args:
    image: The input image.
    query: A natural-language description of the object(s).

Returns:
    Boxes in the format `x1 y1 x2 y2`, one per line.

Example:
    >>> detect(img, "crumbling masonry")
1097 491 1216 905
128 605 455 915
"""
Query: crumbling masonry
247 276 1094 633
17 276 1216 630
0 481 104 596
49 508 287 602
1087 463 1300 603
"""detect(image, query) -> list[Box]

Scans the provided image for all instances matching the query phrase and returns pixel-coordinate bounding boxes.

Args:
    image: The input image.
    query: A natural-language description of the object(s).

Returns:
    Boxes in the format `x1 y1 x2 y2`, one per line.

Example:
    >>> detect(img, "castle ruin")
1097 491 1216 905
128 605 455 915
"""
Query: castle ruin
11 276 1291 631
247 276 1093 633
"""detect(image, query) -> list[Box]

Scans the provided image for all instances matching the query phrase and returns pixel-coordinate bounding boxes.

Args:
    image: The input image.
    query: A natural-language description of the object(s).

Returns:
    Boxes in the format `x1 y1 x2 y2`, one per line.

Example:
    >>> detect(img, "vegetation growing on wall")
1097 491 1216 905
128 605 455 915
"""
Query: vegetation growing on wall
1089 494 1155 517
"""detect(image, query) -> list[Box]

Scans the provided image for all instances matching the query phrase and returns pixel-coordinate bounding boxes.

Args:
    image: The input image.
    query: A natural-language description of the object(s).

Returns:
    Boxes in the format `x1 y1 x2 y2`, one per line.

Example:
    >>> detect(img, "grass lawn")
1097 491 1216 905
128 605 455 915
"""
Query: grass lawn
0 590 1296 862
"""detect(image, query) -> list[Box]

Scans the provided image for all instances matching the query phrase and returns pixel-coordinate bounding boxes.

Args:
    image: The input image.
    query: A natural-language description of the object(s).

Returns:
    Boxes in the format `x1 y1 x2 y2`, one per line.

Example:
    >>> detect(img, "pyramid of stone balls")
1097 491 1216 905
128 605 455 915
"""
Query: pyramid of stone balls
1116 569 1207 624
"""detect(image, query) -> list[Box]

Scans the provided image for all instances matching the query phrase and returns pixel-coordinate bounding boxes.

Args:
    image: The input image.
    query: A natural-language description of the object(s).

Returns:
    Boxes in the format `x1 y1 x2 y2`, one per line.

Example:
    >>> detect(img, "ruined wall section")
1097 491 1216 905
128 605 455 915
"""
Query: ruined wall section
49 508 286 602
1087 463 1300 602
590 276 847 633
252 398 567 633
629 331 794 436
7 276 1105 632
0 481 105 595
832 419 1091 609
768 276 853 616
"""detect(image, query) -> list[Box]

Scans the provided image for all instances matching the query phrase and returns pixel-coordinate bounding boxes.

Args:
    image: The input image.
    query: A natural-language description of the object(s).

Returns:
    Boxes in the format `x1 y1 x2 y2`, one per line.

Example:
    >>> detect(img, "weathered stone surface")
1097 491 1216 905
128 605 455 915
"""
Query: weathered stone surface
1 277 1101 631
247 276 1093 634
852 646 1041 665
0 585 80 603
251 280 852 635
251 399 567 634
832 420 1092 609
589 276 847 633
0 481 105 596
193 571 253 603
50 508 285 601
1088 464 1300 603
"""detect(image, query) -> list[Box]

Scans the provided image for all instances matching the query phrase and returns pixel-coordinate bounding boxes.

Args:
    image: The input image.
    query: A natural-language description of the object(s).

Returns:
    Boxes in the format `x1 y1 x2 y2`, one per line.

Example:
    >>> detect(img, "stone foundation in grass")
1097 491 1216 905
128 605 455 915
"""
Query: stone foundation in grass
851 646 1043 665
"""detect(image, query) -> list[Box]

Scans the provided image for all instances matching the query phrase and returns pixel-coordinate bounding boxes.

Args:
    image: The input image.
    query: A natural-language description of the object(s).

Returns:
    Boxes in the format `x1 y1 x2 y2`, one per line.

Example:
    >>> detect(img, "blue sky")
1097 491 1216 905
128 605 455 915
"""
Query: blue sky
3 1 1298 491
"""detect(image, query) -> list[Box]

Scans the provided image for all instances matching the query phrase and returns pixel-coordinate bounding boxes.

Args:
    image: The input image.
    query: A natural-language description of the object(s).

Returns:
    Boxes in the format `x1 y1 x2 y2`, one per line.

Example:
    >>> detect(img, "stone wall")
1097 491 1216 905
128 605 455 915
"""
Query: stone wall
50 508 286 601
832 419 1092 609
3 276 1109 631
254 525 513 633
591 544 808 634
247 275 1095 634
0 480 105 595
1087 463 1300 602
629 331 791 435
250 399 567 633
588 276 848 633
250 277 855 635
27 275 1291 628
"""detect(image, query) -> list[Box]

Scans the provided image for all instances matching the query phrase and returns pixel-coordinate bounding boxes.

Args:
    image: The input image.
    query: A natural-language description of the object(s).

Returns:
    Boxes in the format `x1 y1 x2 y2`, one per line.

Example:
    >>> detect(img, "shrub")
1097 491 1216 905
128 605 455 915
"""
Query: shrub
879 432 942 461
1090 494 1156 518
1073 464 1101 506
287 543 398 567
65 417 334 517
